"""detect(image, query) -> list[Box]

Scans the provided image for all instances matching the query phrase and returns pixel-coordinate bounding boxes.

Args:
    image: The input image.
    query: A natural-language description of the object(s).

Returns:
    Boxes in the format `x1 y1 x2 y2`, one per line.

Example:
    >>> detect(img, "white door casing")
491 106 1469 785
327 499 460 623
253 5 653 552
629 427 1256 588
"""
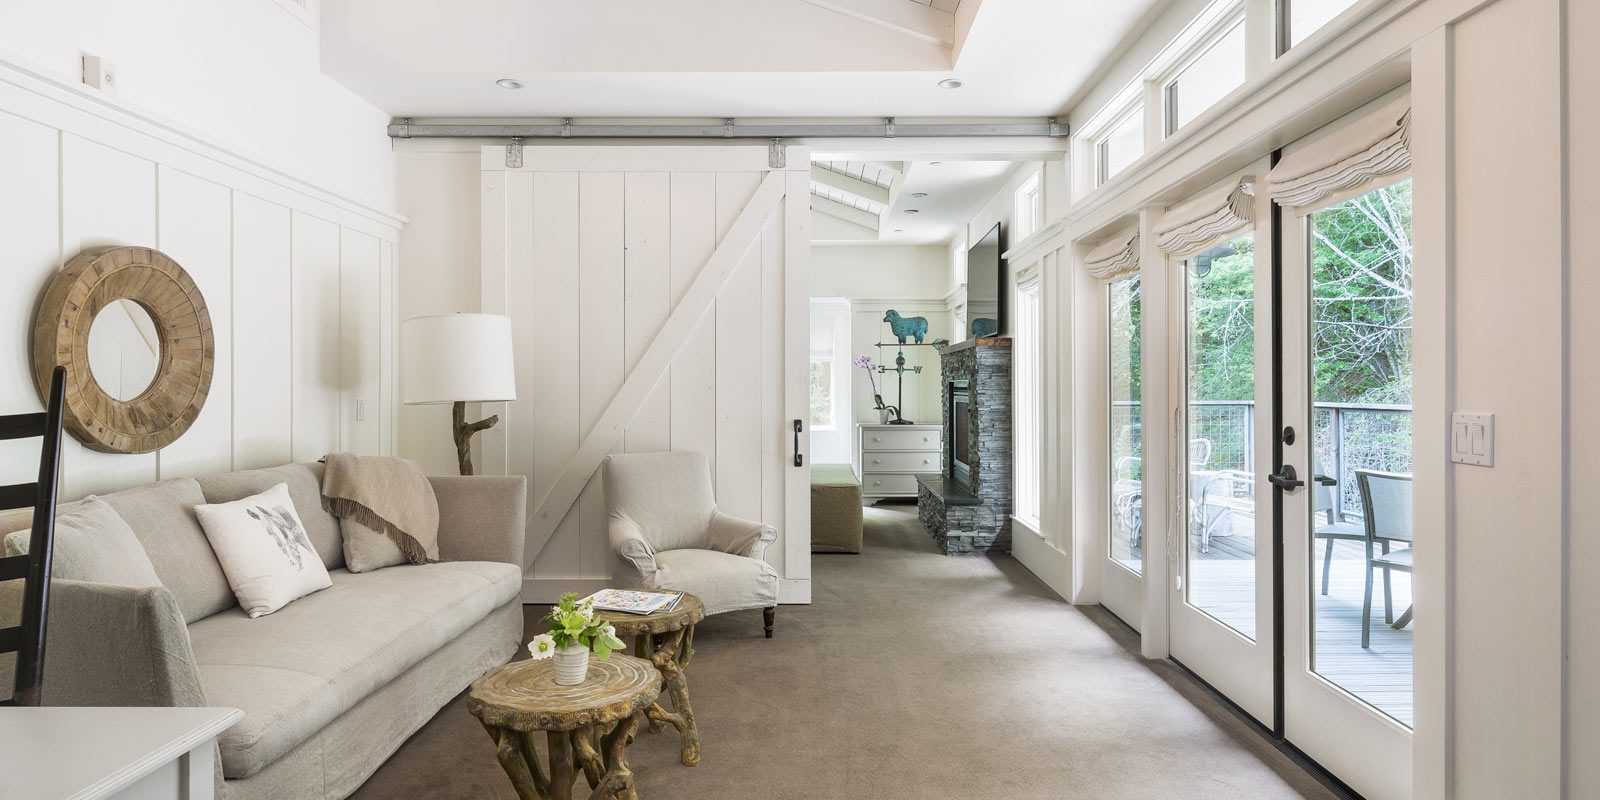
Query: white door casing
478 145 812 604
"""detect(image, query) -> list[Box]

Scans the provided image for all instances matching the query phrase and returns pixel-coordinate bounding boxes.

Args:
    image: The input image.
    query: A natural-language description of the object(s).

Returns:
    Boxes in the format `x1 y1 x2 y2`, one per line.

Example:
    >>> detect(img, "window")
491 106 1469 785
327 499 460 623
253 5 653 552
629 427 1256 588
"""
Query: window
809 357 833 427
1282 0 1358 48
1164 19 1248 136
1108 274 1143 571
1096 110 1144 186
1012 172 1043 242
1013 275 1043 526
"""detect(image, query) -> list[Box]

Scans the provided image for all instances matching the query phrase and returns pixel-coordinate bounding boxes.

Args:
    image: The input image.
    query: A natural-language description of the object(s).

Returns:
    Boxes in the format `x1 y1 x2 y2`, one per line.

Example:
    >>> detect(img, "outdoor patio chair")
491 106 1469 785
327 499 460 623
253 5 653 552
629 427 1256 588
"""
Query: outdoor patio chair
1311 458 1365 595
1358 469 1414 648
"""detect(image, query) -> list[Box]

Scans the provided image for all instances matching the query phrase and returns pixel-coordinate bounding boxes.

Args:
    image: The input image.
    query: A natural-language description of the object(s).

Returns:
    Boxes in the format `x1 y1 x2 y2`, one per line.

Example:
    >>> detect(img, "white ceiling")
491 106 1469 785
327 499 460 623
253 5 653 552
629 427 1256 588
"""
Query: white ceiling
812 159 1017 245
320 0 1164 117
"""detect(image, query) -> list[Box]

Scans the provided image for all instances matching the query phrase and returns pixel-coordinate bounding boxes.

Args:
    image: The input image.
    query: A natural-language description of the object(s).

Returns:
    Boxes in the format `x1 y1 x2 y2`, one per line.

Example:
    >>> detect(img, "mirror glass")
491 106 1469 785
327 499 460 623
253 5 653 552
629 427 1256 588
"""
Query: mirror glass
88 300 161 401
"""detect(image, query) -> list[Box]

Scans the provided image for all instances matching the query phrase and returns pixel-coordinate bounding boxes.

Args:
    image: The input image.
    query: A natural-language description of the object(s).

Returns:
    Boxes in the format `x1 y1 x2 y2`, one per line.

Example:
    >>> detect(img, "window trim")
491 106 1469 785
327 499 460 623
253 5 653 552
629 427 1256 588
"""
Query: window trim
1013 171 1044 242
1092 104 1146 188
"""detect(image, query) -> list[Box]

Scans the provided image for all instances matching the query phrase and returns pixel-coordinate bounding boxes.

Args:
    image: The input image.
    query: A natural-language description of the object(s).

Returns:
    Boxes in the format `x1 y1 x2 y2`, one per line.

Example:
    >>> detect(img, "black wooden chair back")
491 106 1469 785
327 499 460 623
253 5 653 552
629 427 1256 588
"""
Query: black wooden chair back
1 366 66 706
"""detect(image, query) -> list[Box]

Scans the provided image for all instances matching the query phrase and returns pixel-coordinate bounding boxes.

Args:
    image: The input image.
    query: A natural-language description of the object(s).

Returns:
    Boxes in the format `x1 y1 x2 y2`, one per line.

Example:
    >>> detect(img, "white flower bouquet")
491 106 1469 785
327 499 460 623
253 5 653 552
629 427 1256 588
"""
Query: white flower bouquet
528 592 628 662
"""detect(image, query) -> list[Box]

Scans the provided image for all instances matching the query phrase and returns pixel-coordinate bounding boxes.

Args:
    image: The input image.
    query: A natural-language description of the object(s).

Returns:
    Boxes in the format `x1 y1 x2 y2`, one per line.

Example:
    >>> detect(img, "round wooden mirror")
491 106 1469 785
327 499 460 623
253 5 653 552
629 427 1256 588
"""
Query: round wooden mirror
32 246 214 454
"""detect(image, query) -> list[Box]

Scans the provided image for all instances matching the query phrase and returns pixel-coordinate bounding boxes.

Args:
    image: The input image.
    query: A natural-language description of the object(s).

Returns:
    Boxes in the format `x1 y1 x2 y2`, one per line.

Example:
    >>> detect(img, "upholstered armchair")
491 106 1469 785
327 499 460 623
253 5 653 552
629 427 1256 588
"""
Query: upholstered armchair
602 451 779 637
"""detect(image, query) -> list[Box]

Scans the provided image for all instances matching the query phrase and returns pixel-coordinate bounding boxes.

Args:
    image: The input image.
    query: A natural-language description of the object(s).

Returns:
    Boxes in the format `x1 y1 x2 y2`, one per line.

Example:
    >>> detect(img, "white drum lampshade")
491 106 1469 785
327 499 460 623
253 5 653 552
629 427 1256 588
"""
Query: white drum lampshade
401 314 517 405
401 313 517 475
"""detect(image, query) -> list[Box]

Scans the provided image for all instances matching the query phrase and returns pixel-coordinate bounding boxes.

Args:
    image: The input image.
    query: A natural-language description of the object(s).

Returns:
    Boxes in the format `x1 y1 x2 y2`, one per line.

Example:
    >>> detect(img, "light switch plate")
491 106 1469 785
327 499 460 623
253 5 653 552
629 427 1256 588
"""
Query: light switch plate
1451 412 1494 467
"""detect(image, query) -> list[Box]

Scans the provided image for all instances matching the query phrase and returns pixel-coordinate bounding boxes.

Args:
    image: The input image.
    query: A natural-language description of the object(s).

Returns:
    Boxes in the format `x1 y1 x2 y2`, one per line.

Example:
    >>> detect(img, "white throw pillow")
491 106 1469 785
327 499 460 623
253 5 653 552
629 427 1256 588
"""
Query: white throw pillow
193 483 332 617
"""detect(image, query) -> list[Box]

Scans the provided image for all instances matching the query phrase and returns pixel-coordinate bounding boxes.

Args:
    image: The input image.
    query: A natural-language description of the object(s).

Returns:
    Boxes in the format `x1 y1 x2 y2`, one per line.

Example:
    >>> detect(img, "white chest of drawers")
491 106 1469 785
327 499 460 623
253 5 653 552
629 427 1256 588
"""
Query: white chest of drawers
857 423 942 504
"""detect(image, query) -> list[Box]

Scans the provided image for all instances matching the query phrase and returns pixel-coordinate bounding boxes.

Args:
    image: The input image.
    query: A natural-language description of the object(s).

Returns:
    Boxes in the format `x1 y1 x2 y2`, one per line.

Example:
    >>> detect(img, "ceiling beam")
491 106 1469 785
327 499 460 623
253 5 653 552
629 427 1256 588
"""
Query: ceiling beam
798 0 955 47
810 166 891 206
811 194 881 231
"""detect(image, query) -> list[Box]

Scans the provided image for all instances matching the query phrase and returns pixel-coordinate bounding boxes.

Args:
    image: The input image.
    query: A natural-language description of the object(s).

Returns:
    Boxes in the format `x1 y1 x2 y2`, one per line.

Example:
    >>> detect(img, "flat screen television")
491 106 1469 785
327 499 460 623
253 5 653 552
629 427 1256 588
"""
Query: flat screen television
965 222 1006 340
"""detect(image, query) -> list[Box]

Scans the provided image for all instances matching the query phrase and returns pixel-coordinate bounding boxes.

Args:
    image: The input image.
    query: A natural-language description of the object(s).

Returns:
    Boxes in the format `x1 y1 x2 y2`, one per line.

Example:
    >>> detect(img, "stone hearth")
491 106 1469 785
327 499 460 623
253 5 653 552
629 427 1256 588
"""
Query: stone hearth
916 337 1012 555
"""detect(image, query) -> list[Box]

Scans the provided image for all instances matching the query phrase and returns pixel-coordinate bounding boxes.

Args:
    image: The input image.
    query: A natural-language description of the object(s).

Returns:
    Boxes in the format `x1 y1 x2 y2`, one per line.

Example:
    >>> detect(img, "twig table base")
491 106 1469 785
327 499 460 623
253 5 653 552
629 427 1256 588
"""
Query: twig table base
593 593 707 767
467 655 662 800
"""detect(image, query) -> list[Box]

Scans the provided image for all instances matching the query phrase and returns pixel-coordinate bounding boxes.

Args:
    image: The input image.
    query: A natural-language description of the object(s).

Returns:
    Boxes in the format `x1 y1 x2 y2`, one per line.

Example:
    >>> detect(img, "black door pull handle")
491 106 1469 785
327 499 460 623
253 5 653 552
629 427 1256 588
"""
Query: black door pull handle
1268 464 1304 490
793 419 804 467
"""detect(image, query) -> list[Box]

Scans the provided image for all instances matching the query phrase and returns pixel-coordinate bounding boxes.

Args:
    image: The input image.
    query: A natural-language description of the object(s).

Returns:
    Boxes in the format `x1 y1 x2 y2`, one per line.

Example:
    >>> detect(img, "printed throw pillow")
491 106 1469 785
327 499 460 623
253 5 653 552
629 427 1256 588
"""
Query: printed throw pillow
193 483 332 618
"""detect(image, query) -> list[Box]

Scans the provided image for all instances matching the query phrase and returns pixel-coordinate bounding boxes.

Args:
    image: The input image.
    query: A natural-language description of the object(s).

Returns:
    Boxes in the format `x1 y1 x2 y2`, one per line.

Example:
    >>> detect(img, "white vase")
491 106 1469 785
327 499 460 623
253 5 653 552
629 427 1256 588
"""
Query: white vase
553 644 590 685
878 408 892 424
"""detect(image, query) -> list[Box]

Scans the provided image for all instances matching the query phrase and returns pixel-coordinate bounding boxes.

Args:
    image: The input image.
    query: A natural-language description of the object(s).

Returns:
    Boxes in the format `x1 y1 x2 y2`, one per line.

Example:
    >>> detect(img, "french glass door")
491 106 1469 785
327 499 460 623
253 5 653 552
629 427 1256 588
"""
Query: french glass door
1280 176 1415 799
1167 205 1275 724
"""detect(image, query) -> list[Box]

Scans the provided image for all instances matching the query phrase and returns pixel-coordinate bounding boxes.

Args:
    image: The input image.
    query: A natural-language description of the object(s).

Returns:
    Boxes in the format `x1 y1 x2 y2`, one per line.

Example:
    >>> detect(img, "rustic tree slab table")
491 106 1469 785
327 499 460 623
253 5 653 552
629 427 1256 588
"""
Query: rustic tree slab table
467 654 662 800
592 593 706 766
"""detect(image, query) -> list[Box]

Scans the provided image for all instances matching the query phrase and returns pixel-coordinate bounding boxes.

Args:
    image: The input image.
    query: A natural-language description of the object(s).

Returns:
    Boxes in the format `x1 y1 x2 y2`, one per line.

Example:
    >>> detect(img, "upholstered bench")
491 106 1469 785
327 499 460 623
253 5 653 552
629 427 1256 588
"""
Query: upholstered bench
810 464 864 554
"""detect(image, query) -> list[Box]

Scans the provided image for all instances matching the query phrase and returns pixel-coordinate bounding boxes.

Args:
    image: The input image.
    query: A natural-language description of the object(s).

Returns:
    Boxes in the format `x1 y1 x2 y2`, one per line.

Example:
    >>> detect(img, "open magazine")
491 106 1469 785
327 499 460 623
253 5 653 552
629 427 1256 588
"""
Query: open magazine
582 588 684 615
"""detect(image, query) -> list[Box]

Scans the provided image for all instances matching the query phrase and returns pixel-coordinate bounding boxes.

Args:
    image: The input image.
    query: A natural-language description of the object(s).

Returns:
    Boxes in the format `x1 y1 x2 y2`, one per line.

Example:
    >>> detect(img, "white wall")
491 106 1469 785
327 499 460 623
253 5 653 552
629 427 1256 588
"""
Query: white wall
0 0 395 210
0 45 399 499
810 245 953 442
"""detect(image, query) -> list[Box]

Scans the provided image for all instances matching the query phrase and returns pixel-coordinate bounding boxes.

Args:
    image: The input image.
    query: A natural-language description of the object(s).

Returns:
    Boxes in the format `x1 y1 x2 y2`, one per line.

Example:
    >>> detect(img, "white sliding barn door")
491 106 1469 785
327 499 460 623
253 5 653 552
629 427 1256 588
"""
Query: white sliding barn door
480 145 812 604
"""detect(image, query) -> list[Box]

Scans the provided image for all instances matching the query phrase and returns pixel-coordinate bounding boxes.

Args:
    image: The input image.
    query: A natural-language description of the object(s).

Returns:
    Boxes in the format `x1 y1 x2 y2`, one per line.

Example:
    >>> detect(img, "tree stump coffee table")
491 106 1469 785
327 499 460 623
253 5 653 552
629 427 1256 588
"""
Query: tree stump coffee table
592 592 706 767
467 654 661 800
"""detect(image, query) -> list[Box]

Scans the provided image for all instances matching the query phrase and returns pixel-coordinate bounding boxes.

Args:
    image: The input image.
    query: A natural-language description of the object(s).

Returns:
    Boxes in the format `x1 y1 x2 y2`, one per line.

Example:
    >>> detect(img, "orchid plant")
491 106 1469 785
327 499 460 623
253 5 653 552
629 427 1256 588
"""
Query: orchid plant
527 593 628 661
854 355 900 418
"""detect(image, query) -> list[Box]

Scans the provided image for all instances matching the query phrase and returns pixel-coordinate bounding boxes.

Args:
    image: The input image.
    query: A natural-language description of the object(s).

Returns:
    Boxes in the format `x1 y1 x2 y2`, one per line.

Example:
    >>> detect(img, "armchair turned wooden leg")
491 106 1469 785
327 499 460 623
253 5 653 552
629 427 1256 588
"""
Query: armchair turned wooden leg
763 606 775 639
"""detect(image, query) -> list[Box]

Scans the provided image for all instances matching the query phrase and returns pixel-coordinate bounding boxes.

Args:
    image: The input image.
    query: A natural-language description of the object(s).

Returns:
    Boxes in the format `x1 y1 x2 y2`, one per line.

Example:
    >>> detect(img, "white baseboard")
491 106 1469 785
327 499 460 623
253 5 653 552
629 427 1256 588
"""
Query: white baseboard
520 578 612 604
778 579 812 604
1011 530 1075 603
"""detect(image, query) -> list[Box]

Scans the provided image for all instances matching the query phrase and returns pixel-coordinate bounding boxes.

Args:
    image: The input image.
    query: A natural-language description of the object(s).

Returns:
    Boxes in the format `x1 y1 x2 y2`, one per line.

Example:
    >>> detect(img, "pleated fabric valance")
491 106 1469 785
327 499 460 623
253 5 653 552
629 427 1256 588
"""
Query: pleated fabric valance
1267 96 1411 211
1154 177 1255 260
1015 263 1042 293
1084 229 1141 281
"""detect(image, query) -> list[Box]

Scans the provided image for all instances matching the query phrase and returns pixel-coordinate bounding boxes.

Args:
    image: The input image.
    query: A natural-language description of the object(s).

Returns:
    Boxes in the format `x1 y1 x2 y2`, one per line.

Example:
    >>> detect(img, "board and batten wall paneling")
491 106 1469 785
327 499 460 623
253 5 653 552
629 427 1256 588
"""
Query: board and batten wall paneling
155 166 233 479
0 111 59 488
231 193 295 470
479 146 810 602
60 134 159 498
290 212 342 463
339 228 383 456
0 63 399 505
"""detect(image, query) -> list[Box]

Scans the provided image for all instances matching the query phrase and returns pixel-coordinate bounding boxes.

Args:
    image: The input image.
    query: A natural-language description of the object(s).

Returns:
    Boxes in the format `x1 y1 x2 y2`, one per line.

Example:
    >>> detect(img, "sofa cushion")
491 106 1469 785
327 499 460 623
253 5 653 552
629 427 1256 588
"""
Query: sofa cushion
654 548 778 616
3 497 161 587
194 463 344 570
187 560 522 779
98 478 236 623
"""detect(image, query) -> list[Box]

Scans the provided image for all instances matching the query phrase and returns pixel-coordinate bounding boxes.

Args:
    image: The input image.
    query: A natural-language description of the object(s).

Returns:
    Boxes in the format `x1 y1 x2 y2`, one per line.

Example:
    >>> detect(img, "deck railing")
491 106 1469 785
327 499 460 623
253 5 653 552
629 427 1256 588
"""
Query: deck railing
1112 399 1413 518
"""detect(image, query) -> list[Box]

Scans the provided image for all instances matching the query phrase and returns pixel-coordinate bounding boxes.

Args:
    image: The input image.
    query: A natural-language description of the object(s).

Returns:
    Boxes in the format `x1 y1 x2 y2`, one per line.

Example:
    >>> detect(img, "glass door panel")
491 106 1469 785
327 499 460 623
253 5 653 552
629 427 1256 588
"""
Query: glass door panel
1108 274 1144 574
1305 179 1416 726
1183 234 1259 638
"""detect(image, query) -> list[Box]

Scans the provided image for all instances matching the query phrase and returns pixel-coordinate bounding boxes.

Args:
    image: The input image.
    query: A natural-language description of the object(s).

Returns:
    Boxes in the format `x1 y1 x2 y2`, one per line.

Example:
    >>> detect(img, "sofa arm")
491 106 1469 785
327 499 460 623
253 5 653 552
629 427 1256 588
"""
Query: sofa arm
705 510 778 561
430 475 527 566
10 580 207 708
609 516 658 587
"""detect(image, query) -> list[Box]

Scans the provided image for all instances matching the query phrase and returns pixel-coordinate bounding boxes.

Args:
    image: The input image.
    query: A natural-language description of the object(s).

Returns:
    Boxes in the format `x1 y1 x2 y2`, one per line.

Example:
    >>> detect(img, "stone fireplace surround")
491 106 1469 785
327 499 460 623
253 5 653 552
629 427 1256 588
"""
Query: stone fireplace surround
916 337 1012 555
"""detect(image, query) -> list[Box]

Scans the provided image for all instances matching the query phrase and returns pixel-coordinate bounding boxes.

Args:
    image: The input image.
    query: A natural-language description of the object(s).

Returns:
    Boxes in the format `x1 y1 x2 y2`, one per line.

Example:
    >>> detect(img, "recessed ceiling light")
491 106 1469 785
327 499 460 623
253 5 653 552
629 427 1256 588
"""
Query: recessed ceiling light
495 78 525 90
938 78 964 89
903 209 920 214
929 162 943 166
894 229 904 233
910 192 928 199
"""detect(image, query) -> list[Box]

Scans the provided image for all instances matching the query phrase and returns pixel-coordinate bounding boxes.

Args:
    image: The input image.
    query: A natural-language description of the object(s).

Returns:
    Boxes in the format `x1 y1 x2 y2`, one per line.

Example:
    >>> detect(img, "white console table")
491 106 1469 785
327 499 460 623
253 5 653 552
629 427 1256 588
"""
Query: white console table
0 706 241 800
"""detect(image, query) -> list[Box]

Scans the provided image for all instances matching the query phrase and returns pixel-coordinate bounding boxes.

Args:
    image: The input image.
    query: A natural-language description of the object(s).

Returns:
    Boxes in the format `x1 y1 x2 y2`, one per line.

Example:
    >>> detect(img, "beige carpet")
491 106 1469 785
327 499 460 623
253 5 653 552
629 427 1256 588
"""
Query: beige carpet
351 504 1336 800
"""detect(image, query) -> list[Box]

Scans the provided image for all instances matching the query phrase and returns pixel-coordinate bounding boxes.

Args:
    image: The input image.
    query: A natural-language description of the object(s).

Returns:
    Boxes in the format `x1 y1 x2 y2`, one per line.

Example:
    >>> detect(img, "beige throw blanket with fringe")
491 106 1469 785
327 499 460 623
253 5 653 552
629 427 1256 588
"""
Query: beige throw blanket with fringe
321 453 440 564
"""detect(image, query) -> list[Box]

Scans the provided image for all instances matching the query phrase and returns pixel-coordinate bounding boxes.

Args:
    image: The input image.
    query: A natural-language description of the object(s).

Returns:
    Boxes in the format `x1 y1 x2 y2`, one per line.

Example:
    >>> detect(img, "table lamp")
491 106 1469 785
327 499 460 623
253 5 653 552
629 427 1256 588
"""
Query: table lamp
401 313 517 475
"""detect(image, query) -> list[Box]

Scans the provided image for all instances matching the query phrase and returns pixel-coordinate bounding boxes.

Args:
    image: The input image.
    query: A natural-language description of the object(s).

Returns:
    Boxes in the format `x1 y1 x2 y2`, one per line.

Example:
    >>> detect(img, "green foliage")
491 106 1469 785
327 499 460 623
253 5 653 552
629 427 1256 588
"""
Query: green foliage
545 592 627 661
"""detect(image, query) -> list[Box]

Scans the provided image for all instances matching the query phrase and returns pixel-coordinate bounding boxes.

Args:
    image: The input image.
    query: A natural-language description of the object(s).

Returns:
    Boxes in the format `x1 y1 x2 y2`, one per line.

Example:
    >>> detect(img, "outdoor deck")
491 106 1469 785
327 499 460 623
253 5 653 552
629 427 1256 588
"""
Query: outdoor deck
1116 516 1414 727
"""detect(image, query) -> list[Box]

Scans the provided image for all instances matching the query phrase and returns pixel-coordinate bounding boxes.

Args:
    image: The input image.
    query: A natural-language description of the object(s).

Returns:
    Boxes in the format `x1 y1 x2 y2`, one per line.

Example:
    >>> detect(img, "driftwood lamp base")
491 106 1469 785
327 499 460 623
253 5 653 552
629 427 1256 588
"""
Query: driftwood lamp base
453 401 500 476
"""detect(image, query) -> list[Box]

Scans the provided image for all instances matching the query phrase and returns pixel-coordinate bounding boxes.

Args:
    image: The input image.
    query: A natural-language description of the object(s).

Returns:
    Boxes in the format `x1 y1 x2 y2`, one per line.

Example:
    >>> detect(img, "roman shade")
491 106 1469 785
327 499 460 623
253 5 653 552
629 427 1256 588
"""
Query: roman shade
1155 177 1255 260
1083 229 1141 281
1014 263 1042 294
1267 95 1411 211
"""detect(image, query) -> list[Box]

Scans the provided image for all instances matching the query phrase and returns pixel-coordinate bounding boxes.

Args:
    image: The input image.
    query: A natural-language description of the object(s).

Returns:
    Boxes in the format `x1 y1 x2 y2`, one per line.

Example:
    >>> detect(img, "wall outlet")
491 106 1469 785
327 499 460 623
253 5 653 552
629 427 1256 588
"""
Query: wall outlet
82 54 117 94
1451 412 1494 467
355 397 368 422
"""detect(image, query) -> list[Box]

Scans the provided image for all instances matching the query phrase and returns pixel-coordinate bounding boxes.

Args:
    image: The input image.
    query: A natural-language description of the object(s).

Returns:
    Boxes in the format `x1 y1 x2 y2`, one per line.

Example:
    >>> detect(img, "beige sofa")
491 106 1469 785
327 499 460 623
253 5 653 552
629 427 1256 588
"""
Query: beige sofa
0 462 526 800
